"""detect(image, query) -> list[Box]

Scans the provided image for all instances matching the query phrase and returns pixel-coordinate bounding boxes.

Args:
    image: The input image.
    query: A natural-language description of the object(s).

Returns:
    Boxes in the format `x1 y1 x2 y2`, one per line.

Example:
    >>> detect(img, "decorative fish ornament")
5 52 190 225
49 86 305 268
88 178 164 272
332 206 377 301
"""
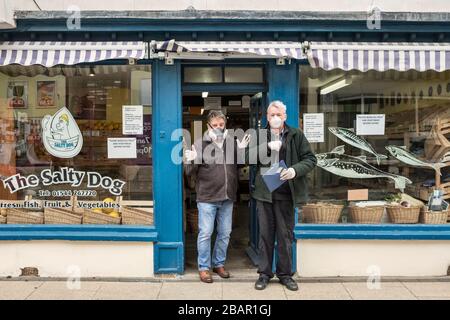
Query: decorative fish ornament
385 145 447 176
316 145 412 191
329 127 387 165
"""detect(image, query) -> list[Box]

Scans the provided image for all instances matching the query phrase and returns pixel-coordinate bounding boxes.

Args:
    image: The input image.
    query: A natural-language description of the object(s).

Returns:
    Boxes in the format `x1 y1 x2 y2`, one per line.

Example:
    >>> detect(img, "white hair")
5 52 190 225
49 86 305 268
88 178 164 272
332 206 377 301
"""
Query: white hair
267 100 287 113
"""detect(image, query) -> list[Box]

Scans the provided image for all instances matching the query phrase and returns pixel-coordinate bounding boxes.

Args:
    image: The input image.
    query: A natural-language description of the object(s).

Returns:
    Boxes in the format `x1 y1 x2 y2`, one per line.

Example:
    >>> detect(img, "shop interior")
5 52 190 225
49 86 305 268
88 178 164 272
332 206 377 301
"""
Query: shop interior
0 65 153 203
182 92 257 272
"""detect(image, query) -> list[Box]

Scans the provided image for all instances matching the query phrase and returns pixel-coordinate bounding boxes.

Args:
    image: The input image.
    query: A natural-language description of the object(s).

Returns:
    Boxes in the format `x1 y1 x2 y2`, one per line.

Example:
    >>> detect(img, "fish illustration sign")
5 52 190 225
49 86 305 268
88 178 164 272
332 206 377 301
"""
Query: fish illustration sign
42 107 83 158
316 145 412 191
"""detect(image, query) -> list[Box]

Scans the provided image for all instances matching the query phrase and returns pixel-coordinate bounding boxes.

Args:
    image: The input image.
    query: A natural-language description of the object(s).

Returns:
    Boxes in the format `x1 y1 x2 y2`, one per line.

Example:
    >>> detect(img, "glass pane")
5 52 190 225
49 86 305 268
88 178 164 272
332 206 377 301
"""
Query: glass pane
224 67 263 83
0 64 153 225
184 67 222 83
299 65 450 223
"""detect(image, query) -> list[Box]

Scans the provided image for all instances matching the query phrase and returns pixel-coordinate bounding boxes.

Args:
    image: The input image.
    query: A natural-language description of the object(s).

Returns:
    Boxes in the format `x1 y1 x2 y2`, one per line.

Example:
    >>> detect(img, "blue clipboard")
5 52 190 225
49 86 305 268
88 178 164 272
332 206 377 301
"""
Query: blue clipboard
261 160 288 192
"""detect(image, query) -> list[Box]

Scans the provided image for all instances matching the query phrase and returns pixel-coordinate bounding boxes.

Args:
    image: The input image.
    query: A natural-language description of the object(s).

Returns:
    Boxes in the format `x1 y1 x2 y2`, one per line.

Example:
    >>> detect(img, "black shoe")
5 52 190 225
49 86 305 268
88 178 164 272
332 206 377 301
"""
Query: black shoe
254 277 270 290
279 277 298 291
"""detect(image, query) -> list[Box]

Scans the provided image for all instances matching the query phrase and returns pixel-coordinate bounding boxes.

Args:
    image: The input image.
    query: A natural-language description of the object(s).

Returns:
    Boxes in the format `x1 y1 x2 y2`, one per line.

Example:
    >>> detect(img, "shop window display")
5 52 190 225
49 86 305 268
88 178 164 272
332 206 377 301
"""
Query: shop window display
0 65 153 225
300 66 450 224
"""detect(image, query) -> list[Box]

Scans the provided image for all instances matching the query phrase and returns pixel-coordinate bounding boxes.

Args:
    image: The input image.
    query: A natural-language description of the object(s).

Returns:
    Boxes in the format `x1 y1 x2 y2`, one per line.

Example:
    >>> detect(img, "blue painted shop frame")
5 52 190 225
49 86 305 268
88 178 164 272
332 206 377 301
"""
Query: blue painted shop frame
1 16 449 275
151 58 301 273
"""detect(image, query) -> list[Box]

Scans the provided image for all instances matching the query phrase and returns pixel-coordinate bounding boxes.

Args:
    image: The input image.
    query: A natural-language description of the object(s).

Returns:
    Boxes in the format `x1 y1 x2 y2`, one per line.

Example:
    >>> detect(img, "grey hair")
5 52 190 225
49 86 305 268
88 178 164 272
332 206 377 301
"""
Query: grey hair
267 100 287 113
207 110 227 124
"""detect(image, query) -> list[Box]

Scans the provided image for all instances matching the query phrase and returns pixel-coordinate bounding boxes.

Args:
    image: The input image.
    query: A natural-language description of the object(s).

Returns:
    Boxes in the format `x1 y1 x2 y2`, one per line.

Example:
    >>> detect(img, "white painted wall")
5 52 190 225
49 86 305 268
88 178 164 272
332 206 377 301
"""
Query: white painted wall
6 0 450 12
0 240 154 278
0 0 15 29
297 239 450 277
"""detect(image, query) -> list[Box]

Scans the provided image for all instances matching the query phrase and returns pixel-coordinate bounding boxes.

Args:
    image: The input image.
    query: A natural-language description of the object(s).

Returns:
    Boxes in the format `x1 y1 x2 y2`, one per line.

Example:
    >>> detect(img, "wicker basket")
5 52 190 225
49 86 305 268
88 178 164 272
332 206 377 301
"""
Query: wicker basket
44 207 82 225
386 205 421 224
121 206 154 225
420 209 449 224
302 203 344 224
83 209 121 224
186 209 199 233
349 206 384 224
6 208 43 224
0 215 5 224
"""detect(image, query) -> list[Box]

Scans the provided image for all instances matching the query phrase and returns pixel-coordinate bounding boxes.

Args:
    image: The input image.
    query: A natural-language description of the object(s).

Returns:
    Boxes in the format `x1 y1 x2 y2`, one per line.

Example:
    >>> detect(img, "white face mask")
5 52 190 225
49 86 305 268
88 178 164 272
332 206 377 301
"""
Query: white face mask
269 116 283 129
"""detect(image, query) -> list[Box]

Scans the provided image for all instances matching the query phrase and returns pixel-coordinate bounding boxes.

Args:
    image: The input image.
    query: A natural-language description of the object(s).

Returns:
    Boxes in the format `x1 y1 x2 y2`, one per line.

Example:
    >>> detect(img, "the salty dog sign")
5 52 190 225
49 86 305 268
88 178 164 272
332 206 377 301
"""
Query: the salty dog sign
2 107 126 198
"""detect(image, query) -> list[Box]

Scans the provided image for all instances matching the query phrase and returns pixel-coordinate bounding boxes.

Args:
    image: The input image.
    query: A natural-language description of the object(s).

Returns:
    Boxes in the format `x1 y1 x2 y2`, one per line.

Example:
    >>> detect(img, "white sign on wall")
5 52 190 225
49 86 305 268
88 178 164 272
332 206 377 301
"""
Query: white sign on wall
122 105 143 135
356 114 385 135
303 113 324 143
204 97 221 110
107 138 137 159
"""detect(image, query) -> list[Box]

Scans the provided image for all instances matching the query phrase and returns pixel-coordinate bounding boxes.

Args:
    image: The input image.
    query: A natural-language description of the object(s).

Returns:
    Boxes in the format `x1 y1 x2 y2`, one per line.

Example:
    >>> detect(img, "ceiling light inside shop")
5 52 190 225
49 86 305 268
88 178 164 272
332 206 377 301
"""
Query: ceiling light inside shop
320 76 352 95
202 92 208 98
89 66 96 77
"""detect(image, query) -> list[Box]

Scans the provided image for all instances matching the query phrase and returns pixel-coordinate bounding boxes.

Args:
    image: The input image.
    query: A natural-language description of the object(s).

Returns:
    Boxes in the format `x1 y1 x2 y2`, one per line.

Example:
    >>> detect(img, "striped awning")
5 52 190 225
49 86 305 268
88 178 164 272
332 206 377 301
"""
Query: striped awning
0 64 150 77
155 40 304 59
0 41 147 67
306 42 450 72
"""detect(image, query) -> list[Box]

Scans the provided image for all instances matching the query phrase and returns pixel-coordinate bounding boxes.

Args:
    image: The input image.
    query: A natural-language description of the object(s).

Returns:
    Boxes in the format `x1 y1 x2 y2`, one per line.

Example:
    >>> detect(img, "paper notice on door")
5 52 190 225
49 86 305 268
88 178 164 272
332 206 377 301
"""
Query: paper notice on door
123 105 143 135
108 138 137 159
303 113 324 143
356 114 385 135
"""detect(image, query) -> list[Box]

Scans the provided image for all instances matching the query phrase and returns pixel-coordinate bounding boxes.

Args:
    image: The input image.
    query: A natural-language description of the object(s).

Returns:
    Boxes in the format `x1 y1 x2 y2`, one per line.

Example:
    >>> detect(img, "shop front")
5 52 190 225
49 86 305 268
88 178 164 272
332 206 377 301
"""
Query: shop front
0 10 450 278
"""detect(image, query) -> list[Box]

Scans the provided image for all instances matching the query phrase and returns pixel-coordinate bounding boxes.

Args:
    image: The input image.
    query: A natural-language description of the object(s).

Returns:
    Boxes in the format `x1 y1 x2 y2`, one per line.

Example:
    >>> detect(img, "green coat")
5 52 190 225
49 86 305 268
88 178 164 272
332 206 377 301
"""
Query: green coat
247 124 317 207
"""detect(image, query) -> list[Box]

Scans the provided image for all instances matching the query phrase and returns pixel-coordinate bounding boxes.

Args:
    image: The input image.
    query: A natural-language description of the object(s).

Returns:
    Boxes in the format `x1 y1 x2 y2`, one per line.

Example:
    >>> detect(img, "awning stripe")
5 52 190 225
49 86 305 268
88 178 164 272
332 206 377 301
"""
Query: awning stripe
306 42 450 72
0 64 150 77
155 40 304 59
0 41 147 67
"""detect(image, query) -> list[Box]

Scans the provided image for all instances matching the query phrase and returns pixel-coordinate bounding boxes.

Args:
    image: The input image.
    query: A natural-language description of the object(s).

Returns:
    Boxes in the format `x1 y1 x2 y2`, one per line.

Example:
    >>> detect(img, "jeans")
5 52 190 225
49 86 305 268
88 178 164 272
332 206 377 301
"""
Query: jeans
197 200 233 271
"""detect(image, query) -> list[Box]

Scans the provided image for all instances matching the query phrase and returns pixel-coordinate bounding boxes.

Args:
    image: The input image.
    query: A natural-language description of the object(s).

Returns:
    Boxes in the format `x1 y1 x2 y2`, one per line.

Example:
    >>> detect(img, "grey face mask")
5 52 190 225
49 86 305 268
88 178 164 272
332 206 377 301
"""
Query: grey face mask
212 128 224 138
208 125 226 141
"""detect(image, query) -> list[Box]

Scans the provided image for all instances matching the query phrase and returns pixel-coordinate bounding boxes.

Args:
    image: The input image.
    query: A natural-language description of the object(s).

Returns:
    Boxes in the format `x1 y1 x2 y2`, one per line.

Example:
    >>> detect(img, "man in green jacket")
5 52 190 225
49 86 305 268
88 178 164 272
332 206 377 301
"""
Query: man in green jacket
249 100 317 291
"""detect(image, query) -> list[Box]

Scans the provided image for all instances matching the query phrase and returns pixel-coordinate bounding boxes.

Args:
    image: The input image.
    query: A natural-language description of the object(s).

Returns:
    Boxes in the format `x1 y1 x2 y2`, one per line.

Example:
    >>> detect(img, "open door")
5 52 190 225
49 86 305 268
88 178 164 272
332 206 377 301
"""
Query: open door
246 92 266 265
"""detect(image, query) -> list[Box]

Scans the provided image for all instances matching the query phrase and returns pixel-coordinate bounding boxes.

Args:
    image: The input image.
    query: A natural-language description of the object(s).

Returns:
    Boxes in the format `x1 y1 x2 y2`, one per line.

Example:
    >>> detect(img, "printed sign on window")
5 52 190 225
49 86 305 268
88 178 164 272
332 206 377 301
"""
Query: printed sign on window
303 113 324 143
108 138 137 159
123 105 143 135
356 114 385 135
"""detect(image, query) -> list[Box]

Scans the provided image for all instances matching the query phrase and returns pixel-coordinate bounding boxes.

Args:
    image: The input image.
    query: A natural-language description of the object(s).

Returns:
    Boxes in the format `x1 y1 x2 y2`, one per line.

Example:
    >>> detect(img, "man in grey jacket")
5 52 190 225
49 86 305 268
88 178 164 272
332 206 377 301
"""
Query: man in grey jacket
184 110 249 283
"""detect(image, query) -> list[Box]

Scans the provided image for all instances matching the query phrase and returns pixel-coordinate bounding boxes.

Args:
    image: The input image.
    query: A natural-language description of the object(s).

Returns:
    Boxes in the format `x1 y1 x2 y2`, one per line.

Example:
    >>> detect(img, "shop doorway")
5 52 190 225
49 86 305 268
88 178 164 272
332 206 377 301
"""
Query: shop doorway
182 91 265 274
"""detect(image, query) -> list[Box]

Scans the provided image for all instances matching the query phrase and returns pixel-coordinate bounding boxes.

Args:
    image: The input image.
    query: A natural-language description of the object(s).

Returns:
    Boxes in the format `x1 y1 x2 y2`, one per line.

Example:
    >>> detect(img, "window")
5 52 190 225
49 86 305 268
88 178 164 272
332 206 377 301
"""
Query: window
224 67 263 83
300 66 450 222
0 64 153 225
184 67 222 83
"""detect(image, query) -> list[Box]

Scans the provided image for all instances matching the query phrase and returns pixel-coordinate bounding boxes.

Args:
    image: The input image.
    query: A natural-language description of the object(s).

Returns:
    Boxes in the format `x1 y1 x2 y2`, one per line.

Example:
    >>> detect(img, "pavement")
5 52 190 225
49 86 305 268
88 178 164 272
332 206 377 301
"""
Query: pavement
1 275 450 300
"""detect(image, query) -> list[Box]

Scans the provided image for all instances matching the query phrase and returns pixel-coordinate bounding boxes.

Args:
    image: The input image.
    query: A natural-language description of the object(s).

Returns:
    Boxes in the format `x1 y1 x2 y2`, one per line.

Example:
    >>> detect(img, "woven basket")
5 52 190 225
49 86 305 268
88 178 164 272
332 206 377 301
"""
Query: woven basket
349 206 384 224
44 207 82 225
6 208 43 224
186 209 198 233
386 205 421 224
420 209 449 224
121 206 154 225
0 215 5 224
302 203 343 224
83 209 121 224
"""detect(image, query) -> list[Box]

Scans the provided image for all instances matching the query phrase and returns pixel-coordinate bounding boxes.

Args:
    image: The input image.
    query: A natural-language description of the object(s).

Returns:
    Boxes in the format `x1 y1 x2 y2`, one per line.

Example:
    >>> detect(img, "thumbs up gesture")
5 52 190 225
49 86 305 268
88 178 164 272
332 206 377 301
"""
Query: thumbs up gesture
184 144 197 162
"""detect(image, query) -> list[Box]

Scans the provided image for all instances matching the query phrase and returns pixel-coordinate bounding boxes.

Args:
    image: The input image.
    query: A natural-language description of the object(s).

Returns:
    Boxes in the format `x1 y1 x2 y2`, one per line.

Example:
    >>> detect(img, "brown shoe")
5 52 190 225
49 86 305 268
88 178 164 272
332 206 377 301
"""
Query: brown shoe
199 270 213 283
213 267 230 279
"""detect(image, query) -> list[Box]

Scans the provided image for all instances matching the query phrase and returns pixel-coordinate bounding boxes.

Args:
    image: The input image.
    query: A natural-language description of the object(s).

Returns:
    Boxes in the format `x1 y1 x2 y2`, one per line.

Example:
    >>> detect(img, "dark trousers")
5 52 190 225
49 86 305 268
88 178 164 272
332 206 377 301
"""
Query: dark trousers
256 199 294 280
